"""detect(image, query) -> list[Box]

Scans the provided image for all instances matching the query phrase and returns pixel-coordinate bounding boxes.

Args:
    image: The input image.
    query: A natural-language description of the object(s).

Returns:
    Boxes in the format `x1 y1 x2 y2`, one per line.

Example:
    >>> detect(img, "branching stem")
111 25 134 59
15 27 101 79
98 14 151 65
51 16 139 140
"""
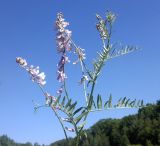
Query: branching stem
38 84 69 143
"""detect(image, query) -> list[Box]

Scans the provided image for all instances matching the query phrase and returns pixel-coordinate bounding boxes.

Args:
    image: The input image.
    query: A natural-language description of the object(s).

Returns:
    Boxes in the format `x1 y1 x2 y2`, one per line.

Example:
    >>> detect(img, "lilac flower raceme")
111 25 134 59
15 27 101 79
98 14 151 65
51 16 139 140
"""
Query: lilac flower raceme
55 12 72 53
16 57 46 86
55 12 72 95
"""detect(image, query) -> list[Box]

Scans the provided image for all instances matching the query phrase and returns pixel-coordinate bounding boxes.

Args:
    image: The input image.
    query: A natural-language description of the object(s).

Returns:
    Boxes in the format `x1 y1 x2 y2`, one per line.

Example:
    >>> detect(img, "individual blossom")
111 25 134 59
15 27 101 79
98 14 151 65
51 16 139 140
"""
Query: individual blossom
16 57 46 86
45 93 62 110
61 117 71 122
57 71 67 82
16 57 27 67
56 86 63 94
73 47 86 65
52 105 61 110
65 127 75 132
79 75 89 84
58 54 70 68
45 92 57 105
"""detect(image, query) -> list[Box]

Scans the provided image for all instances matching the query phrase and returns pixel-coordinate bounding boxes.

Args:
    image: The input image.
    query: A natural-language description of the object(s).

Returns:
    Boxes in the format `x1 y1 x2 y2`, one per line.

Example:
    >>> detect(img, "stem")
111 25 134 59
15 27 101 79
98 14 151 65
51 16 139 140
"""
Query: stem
60 108 80 146
38 84 69 143
52 107 69 142
62 52 70 101
64 79 69 101
73 122 80 146
80 60 88 106
84 22 113 122
102 39 106 49
82 60 92 79
69 37 89 106
70 38 91 78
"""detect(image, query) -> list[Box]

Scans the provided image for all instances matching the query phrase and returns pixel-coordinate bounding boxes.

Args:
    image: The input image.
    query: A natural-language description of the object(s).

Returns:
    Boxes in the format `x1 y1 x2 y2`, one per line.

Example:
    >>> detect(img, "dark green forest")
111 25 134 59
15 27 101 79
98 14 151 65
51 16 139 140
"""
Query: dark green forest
1 101 160 146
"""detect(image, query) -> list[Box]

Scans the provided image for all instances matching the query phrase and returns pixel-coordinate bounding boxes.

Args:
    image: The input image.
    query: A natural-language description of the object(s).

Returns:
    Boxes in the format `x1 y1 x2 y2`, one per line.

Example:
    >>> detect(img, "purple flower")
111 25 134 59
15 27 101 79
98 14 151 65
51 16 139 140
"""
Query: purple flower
61 117 71 122
57 71 67 82
16 57 27 67
16 57 46 86
45 92 56 102
79 75 89 84
56 86 63 94
55 13 72 85
55 13 73 96
65 127 75 132
55 12 72 53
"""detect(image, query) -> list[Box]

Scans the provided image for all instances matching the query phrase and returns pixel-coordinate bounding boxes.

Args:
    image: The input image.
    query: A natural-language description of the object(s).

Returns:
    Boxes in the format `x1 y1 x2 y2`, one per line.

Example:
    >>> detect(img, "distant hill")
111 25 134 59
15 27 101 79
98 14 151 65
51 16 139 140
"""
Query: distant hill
51 101 160 146
1 101 160 146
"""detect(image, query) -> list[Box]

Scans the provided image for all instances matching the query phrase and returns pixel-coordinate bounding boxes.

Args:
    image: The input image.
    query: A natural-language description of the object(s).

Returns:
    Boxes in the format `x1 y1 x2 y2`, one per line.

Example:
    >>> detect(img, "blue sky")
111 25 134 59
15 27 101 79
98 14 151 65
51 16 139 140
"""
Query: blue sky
0 0 160 145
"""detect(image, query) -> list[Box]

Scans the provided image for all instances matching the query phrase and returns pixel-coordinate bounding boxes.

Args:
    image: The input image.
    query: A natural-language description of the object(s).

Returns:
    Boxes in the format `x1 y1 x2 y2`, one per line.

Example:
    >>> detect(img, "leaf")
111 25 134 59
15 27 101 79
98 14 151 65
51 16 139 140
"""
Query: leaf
108 45 138 60
104 100 109 108
92 99 96 108
88 94 94 109
104 94 112 108
65 99 72 109
141 100 144 107
121 97 127 106
68 101 77 113
115 97 122 107
129 99 136 107
53 95 61 106
108 94 112 108
87 80 93 87
125 98 130 106
61 96 66 107
78 121 86 131
75 110 88 124
97 94 102 109
137 100 141 107
73 107 84 116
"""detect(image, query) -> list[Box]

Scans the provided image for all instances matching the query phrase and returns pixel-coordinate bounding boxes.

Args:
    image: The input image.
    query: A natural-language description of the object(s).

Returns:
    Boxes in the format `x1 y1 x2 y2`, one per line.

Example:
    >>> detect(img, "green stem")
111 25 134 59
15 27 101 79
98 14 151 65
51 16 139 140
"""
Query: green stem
38 84 69 143
82 60 92 79
52 107 69 143
73 123 80 146
69 38 92 78
80 60 88 106
64 79 69 101
69 37 89 106
84 23 113 121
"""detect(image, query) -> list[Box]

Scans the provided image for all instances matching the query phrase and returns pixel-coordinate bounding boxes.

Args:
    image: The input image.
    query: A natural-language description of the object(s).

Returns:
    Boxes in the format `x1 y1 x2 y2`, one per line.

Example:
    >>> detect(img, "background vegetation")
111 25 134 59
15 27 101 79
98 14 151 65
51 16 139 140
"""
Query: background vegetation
1 101 160 146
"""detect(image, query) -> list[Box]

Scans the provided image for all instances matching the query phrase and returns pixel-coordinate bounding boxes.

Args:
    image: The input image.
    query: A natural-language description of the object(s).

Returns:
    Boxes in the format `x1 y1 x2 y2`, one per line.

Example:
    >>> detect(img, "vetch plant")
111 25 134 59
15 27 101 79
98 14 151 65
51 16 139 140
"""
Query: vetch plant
16 11 144 146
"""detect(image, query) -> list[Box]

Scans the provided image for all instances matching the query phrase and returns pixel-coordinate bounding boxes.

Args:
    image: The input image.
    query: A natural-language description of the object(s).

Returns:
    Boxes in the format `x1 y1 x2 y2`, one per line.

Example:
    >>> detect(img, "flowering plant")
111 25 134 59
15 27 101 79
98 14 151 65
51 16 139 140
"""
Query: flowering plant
16 11 143 146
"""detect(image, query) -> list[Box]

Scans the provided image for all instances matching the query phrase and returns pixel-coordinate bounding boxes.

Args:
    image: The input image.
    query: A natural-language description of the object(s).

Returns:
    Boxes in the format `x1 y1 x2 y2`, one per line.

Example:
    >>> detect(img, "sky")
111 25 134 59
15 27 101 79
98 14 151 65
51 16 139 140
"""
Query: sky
0 0 160 145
